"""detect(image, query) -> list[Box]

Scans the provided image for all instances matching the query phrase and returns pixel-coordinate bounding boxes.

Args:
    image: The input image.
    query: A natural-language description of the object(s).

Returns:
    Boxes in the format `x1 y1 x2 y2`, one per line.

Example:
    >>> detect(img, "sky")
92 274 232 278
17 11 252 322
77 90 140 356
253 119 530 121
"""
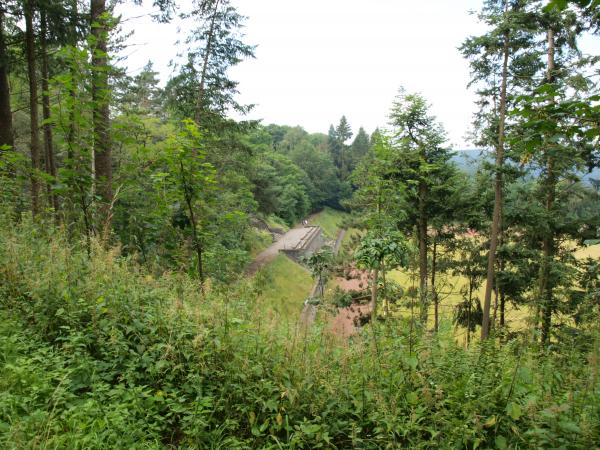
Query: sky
115 1 501 148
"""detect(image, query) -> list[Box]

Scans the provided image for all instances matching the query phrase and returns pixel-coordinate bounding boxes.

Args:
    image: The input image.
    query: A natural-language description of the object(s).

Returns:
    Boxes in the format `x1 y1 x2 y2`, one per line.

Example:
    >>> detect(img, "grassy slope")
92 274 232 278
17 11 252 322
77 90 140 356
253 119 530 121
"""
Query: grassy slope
247 228 273 259
256 254 312 322
263 214 290 232
309 207 348 239
255 208 349 324
341 228 361 250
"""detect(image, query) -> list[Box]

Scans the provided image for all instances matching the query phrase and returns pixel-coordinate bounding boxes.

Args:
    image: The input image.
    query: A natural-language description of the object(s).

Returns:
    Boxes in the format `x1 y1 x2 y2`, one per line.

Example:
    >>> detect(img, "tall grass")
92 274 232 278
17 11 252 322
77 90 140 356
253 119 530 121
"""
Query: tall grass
255 254 312 322
1 220 599 448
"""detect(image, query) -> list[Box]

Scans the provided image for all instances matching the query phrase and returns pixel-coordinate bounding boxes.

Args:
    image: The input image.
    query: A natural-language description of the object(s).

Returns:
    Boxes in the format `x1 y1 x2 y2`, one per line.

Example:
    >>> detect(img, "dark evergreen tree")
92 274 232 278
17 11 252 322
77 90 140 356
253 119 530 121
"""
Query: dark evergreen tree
349 126 370 173
461 0 541 339
389 89 454 324
0 5 13 153
510 4 600 344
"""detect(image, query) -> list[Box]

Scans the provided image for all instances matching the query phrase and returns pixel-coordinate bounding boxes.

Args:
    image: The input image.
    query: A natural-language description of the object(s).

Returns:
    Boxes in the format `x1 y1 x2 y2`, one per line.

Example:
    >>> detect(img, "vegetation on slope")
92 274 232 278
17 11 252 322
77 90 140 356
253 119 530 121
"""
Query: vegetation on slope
255 254 312 322
309 207 349 239
1 223 599 449
0 0 599 448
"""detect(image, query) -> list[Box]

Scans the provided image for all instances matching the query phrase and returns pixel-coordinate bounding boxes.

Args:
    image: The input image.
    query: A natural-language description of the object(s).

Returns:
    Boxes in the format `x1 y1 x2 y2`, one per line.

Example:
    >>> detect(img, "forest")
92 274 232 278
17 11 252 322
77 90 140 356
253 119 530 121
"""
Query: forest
0 0 599 448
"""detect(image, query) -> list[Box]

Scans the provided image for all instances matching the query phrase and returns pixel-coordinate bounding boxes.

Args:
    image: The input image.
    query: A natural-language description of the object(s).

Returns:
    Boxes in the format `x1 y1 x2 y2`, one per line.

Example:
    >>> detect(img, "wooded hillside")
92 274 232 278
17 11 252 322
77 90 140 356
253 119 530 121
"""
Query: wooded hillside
0 0 599 448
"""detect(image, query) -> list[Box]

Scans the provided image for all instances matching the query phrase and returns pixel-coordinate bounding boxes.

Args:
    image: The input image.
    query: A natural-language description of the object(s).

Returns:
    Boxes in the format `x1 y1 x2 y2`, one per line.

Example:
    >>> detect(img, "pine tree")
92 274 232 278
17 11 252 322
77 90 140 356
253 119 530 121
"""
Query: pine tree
461 0 539 339
166 0 255 130
24 0 42 217
0 5 13 153
91 0 112 231
349 126 370 172
510 4 600 344
389 89 453 325
335 115 352 178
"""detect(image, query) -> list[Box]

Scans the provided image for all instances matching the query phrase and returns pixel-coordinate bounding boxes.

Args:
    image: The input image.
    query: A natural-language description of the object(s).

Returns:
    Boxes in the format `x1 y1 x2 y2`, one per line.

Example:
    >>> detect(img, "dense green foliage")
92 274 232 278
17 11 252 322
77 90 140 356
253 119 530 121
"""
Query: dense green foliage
0 0 367 282
1 223 599 448
1 0 599 448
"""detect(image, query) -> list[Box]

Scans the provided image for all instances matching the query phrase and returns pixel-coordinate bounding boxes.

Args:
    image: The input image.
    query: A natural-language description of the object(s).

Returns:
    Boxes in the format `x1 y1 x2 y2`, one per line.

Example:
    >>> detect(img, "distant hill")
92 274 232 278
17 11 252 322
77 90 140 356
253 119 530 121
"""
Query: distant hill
452 149 600 183
451 149 487 175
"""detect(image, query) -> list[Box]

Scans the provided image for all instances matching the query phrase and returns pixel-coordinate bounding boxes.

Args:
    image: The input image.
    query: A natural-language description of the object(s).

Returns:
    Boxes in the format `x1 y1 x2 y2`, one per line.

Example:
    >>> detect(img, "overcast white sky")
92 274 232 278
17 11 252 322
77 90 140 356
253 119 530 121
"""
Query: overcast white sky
114 0 586 148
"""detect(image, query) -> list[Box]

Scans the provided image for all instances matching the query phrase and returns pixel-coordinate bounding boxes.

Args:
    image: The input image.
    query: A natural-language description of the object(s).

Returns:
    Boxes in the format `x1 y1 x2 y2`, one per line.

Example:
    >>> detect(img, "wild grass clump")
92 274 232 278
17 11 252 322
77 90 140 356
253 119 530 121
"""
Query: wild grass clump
1 220 599 448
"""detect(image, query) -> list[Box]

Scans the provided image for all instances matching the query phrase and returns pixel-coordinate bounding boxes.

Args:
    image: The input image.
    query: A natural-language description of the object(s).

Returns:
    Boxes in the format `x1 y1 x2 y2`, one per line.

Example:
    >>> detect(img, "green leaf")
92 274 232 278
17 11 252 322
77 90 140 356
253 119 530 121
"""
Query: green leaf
544 0 568 12
495 435 508 450
506 402 522 420
405 355 418 369
406 391 419 405
558 420 581 434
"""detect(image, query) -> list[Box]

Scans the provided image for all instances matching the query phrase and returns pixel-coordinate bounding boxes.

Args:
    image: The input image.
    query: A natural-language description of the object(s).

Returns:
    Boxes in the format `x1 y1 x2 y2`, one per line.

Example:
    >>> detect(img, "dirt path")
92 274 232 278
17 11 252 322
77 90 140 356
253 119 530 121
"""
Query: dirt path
246 226 316 276
328 269 372 338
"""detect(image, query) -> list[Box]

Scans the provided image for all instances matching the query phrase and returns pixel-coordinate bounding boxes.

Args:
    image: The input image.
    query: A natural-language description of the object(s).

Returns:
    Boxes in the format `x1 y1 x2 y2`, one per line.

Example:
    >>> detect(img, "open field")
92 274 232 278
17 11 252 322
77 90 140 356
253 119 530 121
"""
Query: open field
575 243 600 259
386 243 600 340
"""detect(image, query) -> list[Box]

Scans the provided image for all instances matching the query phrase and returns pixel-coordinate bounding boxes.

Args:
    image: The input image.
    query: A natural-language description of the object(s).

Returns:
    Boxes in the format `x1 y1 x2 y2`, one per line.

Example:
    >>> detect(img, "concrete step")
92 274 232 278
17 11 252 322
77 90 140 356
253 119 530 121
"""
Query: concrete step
294 226 320 250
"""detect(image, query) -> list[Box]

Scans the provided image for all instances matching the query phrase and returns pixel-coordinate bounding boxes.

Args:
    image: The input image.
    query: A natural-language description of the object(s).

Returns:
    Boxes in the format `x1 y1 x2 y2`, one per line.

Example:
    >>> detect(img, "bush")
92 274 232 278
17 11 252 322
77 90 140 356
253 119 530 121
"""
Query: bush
1 221 599 448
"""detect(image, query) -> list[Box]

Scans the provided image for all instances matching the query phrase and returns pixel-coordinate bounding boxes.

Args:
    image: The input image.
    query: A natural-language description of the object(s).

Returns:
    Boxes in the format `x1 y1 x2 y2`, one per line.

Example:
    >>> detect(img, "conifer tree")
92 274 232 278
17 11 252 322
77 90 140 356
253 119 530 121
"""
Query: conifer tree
389 89 453 324
24 0 42 216
0 6 13 153
91 0 112 231
335 115 352 178
350 126 370 172
511 3 599 344
166 0 254 129
461 0 539 339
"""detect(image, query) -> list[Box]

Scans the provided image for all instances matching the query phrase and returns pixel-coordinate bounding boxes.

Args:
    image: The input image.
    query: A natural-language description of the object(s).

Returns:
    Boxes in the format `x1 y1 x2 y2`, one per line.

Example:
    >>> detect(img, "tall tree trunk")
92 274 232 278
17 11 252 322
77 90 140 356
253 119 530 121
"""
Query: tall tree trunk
540 28 556 346
187 0 219 285
25 0 42 217
432 236 439 332
381 262 388 316
194 0 220 126
481 23 510 340
180 160 205 290
66 0 78 169
492 281 499 331
91 0 112 231
0 8 13 152
62 0 80 231
418 180 428 324
40 9 58 213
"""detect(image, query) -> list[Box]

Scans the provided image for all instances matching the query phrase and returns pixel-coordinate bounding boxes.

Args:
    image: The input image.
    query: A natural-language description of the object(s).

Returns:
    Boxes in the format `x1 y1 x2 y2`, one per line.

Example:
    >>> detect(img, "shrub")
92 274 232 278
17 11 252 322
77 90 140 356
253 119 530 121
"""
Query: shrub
0 221 599 448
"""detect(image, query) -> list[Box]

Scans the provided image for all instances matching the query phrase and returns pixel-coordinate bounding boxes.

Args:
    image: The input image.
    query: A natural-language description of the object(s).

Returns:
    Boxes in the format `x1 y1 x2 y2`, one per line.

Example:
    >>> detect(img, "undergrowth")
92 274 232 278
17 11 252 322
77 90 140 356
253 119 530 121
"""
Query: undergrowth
0 220 599 449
